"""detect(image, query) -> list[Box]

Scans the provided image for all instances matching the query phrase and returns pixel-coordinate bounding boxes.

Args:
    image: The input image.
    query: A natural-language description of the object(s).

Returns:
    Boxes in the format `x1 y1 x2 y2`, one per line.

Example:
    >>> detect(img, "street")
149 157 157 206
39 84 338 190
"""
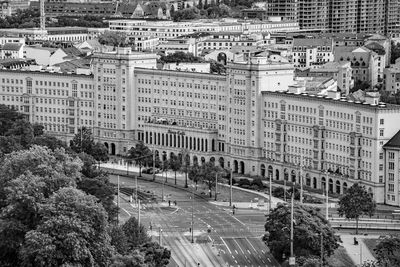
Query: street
110 174 279 267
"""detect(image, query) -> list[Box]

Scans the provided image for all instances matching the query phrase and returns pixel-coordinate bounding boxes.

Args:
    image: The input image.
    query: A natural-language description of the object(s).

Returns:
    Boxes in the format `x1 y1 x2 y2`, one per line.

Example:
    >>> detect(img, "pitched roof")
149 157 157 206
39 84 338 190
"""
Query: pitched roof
2 42 23 51
383 130 400 149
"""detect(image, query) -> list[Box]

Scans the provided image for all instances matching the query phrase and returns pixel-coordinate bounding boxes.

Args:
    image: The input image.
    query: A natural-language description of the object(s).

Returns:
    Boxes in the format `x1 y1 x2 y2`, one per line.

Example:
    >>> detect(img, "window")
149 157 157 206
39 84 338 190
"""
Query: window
379 129 384 137
380 119 384 125
389 162 395 170
389 184 394 192
389 152 395 160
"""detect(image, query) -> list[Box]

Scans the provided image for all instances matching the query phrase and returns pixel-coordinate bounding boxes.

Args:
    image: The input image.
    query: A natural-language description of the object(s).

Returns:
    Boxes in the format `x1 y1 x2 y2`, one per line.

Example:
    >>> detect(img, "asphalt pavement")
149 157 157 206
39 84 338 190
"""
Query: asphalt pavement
110 174 280 267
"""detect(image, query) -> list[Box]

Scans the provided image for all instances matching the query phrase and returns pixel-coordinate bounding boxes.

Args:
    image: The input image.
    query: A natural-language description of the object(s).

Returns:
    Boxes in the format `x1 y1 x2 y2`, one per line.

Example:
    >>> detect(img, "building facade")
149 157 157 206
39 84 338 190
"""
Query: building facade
298 0 328 30
3 49 400 205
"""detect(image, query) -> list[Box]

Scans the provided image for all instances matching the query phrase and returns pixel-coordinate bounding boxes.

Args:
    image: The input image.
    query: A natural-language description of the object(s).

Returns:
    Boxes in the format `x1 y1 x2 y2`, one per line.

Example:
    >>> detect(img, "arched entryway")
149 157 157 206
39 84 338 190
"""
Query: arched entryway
210 157 215 165
329 179 334 193
321 177 326 192
291 170 296 183
306 173 311 186
233 160 238 173
336 181 341 194
284 169 289 181
162 151 167 161
111 143 116 155
275 169 280 180
219 157 224 168
104 142 109 153
239 161 245 174
313 177 317 189
201 157 206 165
193 156 198 166
260 164 266 177
343 182 348 193
268 165 273 179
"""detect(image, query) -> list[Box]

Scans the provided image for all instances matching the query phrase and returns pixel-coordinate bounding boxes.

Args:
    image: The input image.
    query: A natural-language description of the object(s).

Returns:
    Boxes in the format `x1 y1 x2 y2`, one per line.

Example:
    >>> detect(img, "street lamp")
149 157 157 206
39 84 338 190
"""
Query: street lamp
325 170 329 220
268 171 272 213
229 167 233 207
289 182 296 267
189 183 195 243
152 144 156 181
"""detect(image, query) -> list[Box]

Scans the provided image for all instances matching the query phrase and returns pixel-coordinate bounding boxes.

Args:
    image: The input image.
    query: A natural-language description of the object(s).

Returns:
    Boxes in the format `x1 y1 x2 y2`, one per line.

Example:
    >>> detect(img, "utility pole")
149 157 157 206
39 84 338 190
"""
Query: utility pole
299 156 303 204
135 175 138 206
269 172 272 213
159 228 162 246
138 199 141 227
215 172 218 201
191 187 194 243
117 175 120 225
284 179 287 202
229 168 233 206
289 183 295 266
320 233 323 267
326 171 329 220
152 145 156 181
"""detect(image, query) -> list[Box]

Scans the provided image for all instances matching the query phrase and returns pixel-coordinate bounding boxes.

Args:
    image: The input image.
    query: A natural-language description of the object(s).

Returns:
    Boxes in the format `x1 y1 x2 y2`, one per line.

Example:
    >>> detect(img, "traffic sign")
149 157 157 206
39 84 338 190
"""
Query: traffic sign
289 257 296 265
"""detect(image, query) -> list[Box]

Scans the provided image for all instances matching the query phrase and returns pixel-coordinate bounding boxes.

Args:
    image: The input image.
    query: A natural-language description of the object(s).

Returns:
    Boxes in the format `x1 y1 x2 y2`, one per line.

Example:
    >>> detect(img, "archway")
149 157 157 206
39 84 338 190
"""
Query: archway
268 165 273 179
336 181 341 194
329 179 333 193
219 157 224 168
162 151 167 161
193 156 198 166
178 153 182 163
233 160 238 173
368 187 373 197
343 182 348 193
210 157 215 165
111 143 116 155
260 164 266 177
104 142 109 153
275 169 280 180
170 152 175 160
185 154 190 166
313 177 317 189
291 170 296 182
321 177 326 191
239 161 245 174
201 157 206 165
306 173 311 186
284 169 289 181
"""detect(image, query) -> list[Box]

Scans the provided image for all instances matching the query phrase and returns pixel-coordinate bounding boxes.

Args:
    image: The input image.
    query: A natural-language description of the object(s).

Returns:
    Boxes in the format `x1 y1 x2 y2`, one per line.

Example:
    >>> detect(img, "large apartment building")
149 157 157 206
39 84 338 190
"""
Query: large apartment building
2 48 400 206
298 0 328 30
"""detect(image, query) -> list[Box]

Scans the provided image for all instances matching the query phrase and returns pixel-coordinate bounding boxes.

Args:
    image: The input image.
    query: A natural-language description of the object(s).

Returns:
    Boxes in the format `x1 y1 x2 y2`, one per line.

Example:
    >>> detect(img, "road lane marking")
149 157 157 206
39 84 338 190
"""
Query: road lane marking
246 238 258 252
235 250 238 254
221 238 232 254
121 208 131 216
233 239 245 254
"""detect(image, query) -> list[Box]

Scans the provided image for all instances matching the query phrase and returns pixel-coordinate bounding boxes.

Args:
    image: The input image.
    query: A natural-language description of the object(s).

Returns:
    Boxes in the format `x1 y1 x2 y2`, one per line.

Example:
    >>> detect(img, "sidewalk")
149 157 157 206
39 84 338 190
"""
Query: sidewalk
340 234 377 266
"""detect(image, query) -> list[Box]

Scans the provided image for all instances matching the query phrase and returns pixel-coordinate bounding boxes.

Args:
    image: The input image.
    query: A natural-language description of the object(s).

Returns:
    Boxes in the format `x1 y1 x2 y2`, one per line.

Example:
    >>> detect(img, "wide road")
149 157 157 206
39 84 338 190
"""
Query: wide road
110 173 279 267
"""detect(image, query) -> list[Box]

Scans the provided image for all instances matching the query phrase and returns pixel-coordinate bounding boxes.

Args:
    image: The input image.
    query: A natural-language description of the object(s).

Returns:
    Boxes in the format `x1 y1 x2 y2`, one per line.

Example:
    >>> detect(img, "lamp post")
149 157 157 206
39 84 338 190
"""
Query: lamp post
289 182 295 266
269 171 272 213
320 233 324 267
325 170 329 220
190 184 195 243
117 175 120 225
215 172 218 201
229 167 233 207
152 145 156 181
299 156 304 204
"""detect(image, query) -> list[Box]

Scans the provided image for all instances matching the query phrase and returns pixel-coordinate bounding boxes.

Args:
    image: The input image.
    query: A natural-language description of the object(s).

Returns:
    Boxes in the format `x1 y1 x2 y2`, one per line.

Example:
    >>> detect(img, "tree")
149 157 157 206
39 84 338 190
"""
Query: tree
180 149 191 188
350 80 371 93
391 41 400 64
32 123 44 137
19 188 114 267
110 225 129 255
121 217 150 250
263 204 340 264
32 135 67 151
169 154 181 185
0 136 22 157
374 235 400 267
91 142 109 163
5 119 34 148
198 161 222 198
128 142 152 177
0 146 82 266
210 60 227 74
198 0 203 9
172 7 202 22
140 242 171 267
337 183 376 234
188 164 202 187
70 127 95 154
99 31 129 47
78 173 118 223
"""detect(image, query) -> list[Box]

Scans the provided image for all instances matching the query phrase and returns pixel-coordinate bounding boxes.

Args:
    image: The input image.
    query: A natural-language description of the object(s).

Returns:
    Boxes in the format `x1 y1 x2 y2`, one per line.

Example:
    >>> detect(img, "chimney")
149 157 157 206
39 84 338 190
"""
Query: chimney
365 92 380 105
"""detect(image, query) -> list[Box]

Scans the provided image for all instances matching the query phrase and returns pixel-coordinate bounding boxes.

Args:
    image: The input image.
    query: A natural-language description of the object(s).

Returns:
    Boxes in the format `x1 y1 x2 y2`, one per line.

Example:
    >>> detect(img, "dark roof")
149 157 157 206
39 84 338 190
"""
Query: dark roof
2 43 23 51
383 130 400 149
364 42 386 55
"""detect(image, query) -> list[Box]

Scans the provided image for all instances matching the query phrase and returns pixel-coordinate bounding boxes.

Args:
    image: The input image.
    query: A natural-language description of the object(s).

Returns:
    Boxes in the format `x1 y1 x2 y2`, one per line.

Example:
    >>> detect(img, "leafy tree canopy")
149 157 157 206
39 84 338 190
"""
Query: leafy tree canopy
128 142 152 176
99 31 129 47
264 204 340 263
374 235 400 267
337 183 376 234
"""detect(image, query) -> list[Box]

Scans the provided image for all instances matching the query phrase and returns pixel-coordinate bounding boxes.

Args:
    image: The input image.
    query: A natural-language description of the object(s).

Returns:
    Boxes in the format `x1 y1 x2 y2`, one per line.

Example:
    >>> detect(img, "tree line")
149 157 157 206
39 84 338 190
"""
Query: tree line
0 105 170 266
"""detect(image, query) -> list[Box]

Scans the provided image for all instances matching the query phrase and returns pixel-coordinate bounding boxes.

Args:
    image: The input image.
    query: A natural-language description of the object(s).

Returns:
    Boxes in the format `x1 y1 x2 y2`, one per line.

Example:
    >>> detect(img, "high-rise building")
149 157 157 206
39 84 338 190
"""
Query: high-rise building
356 0 385 34
328 0 358 33
265 0 298 21
298 0 328 30
385 0 400 37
